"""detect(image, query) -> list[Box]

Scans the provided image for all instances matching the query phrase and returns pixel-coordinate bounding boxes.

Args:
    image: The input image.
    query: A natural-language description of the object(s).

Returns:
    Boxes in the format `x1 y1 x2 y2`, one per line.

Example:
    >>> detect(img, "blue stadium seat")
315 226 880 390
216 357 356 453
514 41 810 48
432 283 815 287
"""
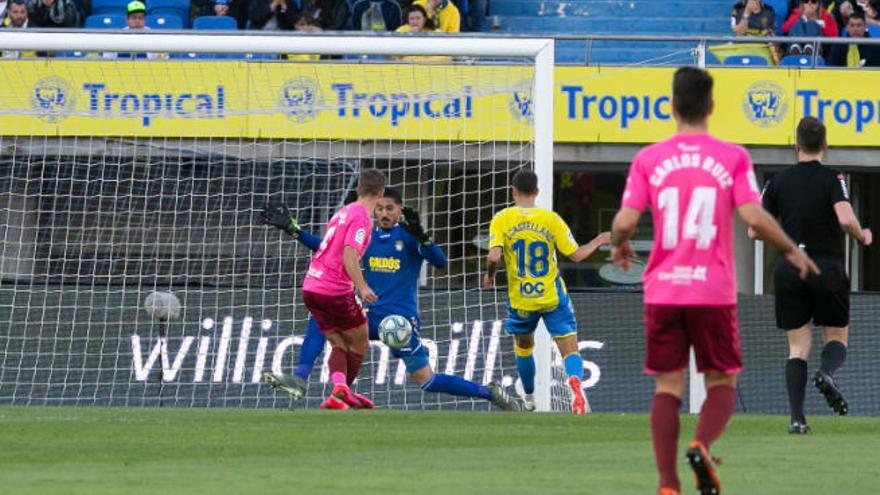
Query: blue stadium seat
869 25 880 38
724 55 769 66
193 15 237 30
85 13 127 29
147 13 185 29
89 0 126 16
147 0 191 27
779 54 826 67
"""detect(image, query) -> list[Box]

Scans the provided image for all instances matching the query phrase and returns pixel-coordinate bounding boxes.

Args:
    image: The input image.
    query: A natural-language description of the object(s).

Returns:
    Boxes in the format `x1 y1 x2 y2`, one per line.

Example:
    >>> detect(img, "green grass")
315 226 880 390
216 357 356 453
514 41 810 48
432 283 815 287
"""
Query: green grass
0 407 877 494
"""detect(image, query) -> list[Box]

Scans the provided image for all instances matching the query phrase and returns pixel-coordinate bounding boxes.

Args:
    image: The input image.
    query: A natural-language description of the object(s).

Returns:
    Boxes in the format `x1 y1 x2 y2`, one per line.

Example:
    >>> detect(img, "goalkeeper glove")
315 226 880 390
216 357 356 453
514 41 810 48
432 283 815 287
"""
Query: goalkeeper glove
401 206 431 245
259 203 301 237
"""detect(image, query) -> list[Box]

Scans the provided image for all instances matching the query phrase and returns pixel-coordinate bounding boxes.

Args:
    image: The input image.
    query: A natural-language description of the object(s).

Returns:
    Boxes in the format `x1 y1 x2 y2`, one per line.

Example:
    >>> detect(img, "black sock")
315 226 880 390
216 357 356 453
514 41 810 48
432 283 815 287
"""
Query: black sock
786 358 808 424
820 340 848 376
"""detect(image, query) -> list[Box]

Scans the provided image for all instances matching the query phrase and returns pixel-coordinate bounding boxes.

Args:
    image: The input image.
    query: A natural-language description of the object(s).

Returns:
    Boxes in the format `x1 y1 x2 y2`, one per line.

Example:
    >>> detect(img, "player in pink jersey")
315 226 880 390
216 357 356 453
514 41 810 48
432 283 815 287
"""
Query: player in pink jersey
302 169 386 411
610 67 818 495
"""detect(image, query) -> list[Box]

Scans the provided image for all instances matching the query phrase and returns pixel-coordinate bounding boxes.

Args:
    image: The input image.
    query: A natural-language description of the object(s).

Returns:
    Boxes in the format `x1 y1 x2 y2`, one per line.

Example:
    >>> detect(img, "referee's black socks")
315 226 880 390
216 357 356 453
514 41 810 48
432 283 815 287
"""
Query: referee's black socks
785 358 808 423
820 340 848 376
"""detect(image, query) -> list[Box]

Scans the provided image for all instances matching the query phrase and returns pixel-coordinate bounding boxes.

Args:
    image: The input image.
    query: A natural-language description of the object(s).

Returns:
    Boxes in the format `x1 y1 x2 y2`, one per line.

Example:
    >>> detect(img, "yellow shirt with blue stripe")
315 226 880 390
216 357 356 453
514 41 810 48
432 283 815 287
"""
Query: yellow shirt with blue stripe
488 206 578 312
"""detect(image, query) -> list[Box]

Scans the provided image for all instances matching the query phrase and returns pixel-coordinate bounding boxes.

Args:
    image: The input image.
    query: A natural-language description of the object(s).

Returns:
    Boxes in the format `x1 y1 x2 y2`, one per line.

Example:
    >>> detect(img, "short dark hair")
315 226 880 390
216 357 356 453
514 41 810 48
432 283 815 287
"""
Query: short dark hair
382 187 403 204
672 67 713 125
511 170 538 195
9 0 26 5
848 10 867 23
356 169 387 197
796 116 826 153
403 4 431 26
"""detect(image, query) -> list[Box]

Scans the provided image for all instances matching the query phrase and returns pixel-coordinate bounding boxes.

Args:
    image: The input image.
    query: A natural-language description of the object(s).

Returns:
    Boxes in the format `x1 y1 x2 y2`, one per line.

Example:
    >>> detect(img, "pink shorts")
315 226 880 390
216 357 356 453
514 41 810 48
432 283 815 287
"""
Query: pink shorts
302 290 367 335
643 304 742 375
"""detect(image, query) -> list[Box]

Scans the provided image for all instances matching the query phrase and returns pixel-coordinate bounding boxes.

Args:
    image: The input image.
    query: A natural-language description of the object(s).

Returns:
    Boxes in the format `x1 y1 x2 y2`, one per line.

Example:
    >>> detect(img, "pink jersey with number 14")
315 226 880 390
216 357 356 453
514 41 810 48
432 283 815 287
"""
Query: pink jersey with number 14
622 133 762 306
302 202 373 296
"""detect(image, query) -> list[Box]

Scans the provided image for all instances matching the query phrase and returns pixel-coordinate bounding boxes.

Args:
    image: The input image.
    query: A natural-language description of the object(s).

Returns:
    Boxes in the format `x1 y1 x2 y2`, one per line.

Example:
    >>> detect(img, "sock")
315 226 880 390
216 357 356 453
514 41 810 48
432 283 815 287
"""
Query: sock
563 352 584 380
421 373 493 400
294 318 326 380
695 385 736 449
514 343 536 395
651 392 681 492
786 358 808 423
345 351 364 386
328 347 348 387
820 340 847 376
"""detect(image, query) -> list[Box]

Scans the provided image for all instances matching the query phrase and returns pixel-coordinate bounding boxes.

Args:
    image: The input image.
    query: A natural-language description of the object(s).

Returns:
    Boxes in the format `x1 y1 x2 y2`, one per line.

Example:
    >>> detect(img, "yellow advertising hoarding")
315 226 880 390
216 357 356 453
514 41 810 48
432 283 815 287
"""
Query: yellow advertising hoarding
4 60 880 147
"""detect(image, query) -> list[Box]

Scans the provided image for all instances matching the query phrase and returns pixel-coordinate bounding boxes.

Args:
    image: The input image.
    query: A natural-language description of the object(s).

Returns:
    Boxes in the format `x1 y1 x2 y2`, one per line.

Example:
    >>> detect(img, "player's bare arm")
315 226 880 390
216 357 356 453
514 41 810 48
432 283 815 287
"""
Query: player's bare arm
833 201 873 246
568 232 611 262
610 207 641 270
737 203 820 279
483 246 502 289
344 245 377 303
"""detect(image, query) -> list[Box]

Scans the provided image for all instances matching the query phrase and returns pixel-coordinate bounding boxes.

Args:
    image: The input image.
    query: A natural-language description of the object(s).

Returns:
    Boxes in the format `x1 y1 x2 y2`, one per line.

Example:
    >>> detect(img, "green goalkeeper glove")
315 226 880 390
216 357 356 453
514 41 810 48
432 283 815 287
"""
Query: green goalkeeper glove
401 206 431 245
259 203 301 237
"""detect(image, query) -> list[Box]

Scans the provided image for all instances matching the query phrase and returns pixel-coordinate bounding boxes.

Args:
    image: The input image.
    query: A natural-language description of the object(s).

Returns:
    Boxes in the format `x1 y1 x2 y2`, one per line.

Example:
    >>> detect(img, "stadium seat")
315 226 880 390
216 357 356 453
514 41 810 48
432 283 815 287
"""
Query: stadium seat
147 13 185 29
85 13 127 29
193 15 238 30
762 0 788 33
779 54 826 67
147 0 191 27
89 0 127 15
869 25 880 38
723 54 769 66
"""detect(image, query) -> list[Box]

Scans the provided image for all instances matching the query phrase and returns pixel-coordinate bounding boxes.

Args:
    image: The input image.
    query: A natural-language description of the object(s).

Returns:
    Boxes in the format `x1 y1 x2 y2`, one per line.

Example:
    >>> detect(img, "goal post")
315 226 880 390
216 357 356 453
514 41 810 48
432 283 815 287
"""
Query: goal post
0 32 561 411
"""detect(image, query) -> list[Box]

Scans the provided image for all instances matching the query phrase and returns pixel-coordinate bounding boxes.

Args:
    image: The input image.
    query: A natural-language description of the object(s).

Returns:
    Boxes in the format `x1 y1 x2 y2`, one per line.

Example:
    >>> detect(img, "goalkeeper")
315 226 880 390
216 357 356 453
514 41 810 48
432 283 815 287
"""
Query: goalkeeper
262 187 516 410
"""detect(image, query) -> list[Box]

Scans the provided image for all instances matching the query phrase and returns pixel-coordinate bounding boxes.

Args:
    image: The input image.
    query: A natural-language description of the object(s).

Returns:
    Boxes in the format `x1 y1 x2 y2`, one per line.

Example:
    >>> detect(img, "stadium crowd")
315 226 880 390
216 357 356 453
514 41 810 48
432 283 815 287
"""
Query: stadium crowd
0 0 486 33
731 0 880 66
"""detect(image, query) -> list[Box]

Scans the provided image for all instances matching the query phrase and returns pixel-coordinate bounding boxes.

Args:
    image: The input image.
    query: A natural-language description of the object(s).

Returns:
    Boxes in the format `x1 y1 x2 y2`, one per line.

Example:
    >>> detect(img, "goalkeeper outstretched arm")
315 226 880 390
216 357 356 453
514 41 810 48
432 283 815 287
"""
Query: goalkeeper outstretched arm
401 206 447 269
259 203 321 250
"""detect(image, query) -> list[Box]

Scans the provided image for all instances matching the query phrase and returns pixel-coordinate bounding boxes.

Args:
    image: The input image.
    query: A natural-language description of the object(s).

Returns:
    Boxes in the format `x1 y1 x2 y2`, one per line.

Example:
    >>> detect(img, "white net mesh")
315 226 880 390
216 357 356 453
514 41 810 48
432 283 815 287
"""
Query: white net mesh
0 41 574 410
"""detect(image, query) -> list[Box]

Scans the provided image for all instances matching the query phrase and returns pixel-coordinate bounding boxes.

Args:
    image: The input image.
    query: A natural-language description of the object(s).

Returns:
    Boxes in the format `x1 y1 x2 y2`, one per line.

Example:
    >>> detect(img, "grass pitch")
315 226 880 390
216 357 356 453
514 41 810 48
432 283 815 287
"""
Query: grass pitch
0 406 877 495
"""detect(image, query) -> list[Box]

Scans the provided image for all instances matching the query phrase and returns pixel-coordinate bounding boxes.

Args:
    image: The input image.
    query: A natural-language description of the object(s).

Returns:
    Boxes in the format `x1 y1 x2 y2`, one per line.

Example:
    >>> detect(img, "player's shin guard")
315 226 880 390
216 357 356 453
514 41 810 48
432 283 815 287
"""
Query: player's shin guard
294 318 326 381
328 347 348 387
563 352 584 380
652 393 682 493
785 358 808 424
695 385 736 449
514 343 536 395
345 351 364 386
819 340 847 376
421 373 493 401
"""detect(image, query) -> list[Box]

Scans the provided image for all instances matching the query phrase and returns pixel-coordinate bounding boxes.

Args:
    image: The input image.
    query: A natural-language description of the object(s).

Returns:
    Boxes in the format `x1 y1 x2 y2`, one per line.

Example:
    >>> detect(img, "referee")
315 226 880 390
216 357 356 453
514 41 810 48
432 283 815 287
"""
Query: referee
756 117 872 434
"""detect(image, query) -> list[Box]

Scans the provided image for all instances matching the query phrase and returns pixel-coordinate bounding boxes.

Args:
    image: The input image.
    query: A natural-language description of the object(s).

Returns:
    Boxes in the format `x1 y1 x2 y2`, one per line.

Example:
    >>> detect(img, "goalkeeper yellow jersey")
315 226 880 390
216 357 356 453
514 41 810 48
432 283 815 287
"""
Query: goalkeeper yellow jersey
488 206 579 312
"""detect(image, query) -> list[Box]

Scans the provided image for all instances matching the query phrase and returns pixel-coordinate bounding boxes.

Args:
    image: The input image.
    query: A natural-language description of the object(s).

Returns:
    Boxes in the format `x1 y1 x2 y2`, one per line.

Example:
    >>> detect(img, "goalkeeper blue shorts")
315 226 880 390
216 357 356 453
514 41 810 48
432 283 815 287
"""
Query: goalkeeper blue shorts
368 311 429 373
505 300 577 339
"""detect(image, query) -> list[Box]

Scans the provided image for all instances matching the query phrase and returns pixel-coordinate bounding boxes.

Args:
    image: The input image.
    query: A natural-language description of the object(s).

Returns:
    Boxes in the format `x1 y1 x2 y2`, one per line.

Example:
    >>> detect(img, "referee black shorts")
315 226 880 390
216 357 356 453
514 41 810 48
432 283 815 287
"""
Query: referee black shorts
774 255 850 330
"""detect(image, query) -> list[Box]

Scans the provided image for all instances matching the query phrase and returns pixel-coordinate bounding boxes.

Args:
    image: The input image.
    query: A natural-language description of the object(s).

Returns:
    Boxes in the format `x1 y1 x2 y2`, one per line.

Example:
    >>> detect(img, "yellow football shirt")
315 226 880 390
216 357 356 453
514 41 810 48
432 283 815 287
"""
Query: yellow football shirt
488 207 579 311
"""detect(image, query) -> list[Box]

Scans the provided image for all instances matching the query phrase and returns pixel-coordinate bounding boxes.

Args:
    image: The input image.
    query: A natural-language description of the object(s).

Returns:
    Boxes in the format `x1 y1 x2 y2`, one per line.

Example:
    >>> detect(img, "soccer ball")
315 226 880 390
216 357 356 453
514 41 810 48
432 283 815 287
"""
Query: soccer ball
378 315 412 349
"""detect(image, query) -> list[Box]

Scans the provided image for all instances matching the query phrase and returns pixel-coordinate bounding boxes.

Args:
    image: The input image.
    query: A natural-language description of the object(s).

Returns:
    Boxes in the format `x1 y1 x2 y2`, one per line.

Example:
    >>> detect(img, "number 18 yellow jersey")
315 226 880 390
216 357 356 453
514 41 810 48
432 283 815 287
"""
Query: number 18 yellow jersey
488 206 579 312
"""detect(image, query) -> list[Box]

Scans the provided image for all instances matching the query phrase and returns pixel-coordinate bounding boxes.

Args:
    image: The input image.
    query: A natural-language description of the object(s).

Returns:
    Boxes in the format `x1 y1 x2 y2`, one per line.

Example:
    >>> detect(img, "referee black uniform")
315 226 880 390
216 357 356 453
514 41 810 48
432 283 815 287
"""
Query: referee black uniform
762 160 850 331
762 157 854 431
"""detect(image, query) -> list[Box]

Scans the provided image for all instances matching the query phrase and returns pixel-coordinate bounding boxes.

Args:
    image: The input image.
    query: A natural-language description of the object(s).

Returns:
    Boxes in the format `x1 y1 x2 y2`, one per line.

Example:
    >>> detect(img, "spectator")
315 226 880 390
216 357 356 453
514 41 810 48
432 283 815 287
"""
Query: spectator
26 0 77 27
351 0 401 31
214 0 231 15
783 0 839 54
829 11 880 66
732 0 776 36
831 0 880 29
124 0 145 29
248 0 297 29
0 0 8 22
2 0 32 58
395 3 431 32
307 0 349 30
3 0 27 27
731 0 781 63
467 0 487 31
286 13 321 60
413 0 459 32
